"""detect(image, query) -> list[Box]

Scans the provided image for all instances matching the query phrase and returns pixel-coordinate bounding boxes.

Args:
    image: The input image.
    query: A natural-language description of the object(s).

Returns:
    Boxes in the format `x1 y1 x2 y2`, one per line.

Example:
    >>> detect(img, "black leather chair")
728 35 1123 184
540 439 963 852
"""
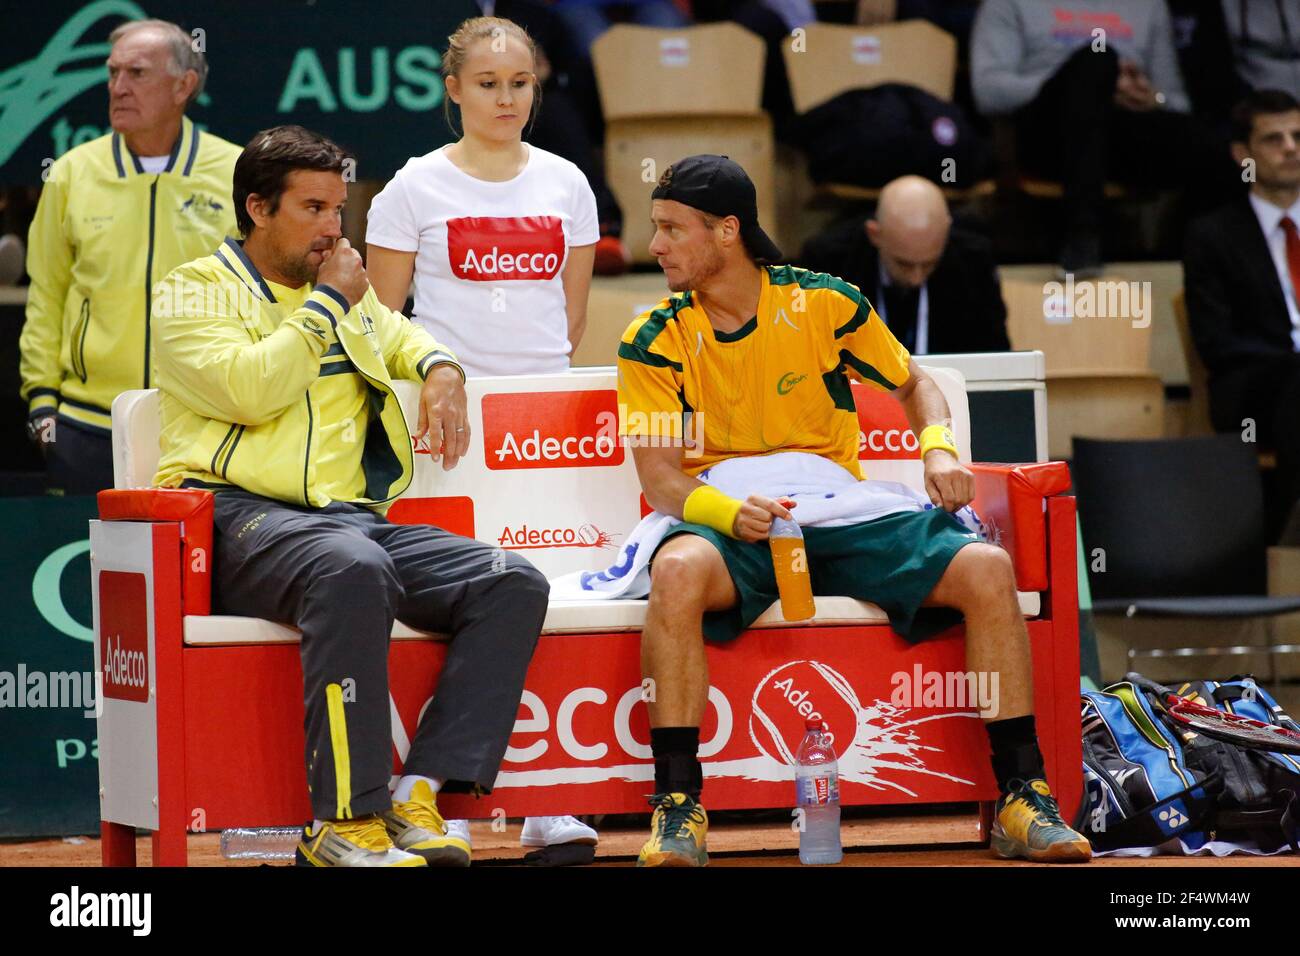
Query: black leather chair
1073 436 1300 671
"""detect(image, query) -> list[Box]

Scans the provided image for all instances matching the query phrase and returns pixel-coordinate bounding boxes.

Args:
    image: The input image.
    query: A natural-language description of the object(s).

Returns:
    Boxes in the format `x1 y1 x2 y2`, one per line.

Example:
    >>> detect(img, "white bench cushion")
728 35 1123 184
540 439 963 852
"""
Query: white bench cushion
182 592 1041 645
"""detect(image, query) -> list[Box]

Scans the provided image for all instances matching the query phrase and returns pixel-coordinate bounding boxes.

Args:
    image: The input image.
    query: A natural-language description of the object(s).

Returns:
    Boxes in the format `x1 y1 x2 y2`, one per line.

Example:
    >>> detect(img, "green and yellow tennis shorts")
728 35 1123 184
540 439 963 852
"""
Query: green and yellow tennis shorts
655 508 982 644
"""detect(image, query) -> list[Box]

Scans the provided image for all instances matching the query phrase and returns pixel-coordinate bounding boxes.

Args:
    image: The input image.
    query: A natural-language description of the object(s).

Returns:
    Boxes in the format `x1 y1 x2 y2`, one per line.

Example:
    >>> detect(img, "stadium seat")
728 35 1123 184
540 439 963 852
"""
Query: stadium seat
91 369 1082 865
1170 291 1214 437
1002 271 1165 458
780 20 994 205
592 24 774 266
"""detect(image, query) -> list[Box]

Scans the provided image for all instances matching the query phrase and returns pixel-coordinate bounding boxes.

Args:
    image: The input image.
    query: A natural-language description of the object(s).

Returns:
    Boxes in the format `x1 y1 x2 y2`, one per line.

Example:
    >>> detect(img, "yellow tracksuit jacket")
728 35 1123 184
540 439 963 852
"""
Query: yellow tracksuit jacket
20 116 240 433
152 237 461 510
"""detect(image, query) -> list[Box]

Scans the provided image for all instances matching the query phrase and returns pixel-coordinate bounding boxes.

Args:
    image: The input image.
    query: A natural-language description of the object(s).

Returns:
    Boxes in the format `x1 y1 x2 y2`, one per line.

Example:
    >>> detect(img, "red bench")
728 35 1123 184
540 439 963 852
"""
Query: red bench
93 369 1079 865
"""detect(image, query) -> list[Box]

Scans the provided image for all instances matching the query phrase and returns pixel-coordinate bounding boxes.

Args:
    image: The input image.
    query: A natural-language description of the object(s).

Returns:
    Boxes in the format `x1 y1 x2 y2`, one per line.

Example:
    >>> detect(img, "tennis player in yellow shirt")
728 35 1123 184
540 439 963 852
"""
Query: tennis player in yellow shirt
619 155 1091 867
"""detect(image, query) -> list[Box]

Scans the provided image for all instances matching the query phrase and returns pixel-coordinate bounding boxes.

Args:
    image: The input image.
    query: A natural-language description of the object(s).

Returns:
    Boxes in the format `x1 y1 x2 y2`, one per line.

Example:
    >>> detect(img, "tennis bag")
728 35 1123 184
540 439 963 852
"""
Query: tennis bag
1076 675 1300 852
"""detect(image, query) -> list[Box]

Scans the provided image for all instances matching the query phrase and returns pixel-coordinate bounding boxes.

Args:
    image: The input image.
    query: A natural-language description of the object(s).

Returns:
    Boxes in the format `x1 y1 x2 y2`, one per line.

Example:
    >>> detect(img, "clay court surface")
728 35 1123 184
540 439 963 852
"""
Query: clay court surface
3 812 1293 867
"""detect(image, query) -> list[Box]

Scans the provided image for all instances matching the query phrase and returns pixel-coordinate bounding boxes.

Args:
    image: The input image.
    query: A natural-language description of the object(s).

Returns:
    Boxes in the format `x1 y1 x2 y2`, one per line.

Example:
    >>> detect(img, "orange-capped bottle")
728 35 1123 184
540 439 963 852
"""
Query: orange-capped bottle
770 516 815 621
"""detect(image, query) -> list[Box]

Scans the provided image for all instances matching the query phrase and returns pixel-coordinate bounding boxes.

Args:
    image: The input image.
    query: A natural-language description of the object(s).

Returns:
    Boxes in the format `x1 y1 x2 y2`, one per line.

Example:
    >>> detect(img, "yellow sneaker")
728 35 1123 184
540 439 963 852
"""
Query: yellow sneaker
381 780 472 867
637 793 708 867
295 816 426 867
991 778 1092 863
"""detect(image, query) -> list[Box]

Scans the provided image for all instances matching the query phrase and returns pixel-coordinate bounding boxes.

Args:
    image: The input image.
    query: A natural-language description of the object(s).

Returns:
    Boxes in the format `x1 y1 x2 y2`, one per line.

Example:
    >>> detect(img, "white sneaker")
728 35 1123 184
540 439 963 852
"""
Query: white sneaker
520 815 598 847
445 818 472 848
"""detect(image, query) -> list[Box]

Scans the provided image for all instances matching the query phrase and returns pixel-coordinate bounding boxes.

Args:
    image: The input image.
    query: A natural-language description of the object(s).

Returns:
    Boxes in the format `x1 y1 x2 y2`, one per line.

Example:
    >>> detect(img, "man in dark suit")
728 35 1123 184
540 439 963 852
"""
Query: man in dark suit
799 176 1009 355
1185 89 1300 518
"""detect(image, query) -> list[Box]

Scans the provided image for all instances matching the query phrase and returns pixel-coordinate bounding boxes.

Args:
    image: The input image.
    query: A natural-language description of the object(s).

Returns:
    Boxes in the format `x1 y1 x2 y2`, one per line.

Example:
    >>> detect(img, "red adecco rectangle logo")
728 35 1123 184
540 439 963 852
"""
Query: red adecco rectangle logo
98 570 149 703
851 382 918 460
448 216 565 281
484 390 623 470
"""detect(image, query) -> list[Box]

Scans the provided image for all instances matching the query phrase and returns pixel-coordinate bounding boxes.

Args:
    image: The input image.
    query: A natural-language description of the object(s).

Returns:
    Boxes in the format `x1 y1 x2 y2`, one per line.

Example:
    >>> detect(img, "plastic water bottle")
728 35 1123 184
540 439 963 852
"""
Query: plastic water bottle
770 516 815 622
220 826 301 861
795 719 842 865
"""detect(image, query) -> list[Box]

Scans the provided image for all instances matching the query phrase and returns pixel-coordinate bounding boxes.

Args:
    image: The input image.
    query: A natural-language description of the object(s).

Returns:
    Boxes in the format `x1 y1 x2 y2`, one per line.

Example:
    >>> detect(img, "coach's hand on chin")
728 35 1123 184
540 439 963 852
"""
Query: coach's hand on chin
924 451 975 513
316 237 369 308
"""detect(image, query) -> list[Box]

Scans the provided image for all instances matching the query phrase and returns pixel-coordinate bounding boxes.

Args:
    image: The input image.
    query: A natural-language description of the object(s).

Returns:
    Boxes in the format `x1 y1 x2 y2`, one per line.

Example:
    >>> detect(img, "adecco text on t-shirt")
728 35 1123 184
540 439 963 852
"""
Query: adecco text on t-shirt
449 216 565 281
366 144 600 377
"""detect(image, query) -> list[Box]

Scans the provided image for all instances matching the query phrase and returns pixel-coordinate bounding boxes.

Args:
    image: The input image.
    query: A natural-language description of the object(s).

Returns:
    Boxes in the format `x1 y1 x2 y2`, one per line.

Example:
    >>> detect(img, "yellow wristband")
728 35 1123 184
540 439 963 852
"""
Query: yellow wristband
683 485 744 538
919 424 958 460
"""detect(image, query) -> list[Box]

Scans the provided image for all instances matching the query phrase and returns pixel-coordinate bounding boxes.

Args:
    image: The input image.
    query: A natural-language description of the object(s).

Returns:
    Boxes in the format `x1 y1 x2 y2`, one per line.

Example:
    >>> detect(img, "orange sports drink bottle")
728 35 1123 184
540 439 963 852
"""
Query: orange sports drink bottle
770 516 815 622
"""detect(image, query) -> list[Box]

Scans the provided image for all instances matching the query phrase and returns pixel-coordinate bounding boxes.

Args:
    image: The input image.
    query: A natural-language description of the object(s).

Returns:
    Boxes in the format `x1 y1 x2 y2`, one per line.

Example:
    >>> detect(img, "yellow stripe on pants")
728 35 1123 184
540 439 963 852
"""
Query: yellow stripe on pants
326 683 352 820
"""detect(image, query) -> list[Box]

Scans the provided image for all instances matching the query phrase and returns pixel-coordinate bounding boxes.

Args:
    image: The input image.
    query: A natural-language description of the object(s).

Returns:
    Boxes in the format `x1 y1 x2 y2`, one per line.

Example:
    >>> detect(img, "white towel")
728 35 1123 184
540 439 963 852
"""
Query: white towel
549 452 985 600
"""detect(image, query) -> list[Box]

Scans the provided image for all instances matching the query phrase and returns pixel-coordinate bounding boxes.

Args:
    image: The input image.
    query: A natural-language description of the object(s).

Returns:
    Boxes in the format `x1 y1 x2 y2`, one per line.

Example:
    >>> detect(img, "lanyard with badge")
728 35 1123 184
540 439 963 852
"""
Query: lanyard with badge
875 259 929 355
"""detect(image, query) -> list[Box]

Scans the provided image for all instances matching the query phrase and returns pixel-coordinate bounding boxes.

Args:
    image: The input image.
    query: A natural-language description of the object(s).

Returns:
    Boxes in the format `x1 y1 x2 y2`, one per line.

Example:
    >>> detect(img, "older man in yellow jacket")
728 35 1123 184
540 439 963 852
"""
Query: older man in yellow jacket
152 125 549 867
20 18 241 493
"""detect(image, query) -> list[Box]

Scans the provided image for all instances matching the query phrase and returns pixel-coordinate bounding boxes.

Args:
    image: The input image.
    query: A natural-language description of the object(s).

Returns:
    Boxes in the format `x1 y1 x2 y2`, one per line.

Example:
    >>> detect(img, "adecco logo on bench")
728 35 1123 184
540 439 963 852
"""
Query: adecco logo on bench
498 522 617 550
484 390 623 470
851 382 918 461
97 571 149 703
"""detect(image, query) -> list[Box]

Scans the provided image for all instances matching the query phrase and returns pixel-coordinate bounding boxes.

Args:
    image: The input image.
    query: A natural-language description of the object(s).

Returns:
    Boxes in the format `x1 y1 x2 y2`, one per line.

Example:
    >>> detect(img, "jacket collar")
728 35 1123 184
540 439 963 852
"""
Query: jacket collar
214 237 278 304
112 115 202 179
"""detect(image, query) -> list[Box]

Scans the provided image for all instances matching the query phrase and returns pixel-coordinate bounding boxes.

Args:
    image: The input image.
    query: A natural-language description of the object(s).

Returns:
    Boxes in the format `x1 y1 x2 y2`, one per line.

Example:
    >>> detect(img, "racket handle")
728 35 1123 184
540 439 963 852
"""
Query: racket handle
1124 672 1174 699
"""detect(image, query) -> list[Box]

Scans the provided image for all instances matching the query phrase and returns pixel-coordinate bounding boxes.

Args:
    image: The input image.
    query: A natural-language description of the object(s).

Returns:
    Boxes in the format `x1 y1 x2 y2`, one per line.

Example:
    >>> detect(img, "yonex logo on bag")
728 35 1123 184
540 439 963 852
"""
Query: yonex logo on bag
448 216 565 282
1157 802 1189 832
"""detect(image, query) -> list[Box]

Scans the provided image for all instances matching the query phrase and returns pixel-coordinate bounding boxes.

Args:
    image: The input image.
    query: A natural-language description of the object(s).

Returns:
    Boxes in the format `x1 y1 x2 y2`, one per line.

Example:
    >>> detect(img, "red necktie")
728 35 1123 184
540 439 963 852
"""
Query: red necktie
1279 216 1300 299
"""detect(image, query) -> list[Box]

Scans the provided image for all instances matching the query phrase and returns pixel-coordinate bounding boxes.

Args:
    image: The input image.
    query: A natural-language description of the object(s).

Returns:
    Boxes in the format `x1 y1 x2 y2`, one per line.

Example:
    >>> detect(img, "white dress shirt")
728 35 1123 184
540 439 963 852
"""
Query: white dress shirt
1248 191 1300 350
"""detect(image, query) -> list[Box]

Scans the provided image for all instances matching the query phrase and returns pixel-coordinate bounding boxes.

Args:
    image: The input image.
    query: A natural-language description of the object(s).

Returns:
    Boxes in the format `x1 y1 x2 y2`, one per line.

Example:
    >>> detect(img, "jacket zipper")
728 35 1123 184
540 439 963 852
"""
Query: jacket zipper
73 298 90 383
333 330 410 506
143 176 158 388
303 393 314 505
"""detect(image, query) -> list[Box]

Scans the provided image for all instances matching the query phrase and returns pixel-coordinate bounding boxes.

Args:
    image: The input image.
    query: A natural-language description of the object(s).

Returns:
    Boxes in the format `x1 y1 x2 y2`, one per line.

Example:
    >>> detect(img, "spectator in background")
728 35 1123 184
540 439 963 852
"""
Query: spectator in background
724 1 814 143
550 0 691 55
19 19 239 494
1185 89 1300 521
1167 0 1249 128
367 15 600 862
970 0 1232 276
541 1 693 148
799 176 1009 355
1224 0 1300 100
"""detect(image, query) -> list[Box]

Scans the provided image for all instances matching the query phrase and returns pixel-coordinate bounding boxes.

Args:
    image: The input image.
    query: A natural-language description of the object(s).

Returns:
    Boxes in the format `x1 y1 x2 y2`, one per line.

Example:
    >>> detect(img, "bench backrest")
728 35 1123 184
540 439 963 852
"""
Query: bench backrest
113 366 969 578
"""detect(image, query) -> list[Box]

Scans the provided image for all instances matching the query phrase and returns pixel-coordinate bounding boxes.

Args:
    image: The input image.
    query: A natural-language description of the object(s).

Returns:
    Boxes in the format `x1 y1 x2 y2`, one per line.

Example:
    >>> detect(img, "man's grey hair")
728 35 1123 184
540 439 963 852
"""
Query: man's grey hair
109 19 208 108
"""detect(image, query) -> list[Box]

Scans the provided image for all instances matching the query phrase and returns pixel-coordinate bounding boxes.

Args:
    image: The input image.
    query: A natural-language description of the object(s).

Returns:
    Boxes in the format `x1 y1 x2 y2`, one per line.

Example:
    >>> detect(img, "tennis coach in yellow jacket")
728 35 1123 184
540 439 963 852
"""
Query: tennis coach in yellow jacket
19 19 240 493
151 124 548 867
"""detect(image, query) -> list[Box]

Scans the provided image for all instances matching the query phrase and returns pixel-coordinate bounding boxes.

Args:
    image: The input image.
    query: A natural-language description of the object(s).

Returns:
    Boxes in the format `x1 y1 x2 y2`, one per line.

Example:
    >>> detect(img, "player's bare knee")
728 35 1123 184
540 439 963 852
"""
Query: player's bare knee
943 544 1012 610
648 549 711 614
972 544 1015 589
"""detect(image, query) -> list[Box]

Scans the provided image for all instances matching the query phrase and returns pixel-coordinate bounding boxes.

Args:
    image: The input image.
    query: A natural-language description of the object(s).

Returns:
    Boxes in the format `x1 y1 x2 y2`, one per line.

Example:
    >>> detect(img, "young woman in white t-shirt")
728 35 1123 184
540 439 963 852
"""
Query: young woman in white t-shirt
367 17 597 376
367 15 599 861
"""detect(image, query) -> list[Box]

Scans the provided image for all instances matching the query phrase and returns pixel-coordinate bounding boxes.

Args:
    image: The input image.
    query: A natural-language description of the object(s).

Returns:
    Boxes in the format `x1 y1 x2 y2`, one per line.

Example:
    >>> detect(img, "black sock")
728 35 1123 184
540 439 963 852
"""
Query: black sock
650 726 702 799
985 715 1046 793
